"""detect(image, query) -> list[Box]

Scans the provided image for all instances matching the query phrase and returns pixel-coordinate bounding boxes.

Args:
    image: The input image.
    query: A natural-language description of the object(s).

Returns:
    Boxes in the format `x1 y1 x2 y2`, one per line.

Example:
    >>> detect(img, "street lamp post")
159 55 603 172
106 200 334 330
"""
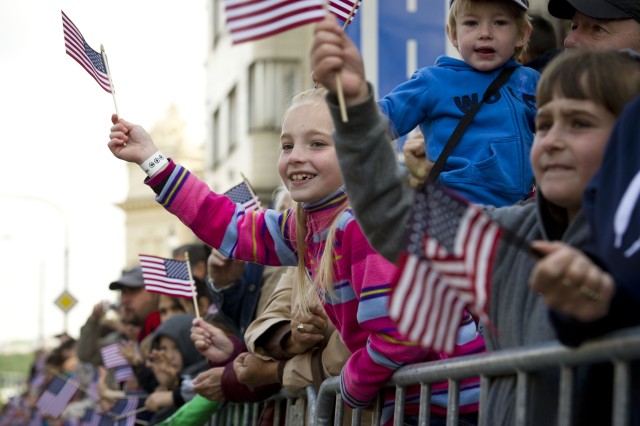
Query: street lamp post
0 193 70 334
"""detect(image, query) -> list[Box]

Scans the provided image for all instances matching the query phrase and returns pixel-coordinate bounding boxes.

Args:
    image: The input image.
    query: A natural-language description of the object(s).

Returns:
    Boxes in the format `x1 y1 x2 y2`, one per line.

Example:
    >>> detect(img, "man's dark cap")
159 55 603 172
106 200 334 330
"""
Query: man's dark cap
549 0 639 21
109 266 144 290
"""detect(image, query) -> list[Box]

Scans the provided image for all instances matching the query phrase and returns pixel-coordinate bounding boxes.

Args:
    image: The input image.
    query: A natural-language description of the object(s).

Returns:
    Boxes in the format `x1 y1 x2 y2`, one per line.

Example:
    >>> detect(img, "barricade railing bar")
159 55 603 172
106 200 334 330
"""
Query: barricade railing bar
210 385 317 426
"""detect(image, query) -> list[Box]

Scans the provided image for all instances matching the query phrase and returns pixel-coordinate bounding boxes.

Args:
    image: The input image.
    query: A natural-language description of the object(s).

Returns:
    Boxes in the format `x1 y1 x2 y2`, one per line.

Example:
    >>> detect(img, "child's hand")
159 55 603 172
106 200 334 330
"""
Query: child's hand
403 129 433 183
207 247 246 290
529 241 615 322
233 352 279 387
286 304 328 355
119 341 142 367
311 14 368 105
144 390 174 412
108 114 159 164
190 318 235 363
147 349 178 388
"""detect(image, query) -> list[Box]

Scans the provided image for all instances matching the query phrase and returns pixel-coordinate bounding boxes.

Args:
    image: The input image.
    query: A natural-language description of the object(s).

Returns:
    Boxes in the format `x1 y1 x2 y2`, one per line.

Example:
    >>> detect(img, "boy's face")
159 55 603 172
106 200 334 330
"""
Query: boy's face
531 96 616 221
449 2 528 71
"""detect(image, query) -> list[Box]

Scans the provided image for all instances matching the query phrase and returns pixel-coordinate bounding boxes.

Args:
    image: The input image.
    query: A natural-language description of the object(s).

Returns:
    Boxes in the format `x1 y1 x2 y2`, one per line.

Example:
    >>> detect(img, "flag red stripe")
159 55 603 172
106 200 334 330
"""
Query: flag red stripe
146 287 194 299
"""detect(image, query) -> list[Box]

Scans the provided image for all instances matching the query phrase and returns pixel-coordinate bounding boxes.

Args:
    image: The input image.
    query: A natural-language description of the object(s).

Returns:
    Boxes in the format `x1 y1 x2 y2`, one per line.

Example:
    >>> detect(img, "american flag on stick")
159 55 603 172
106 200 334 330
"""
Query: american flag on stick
224 177 262 212
139 254 195 299
389 182 503 354
223 0 325 44
100 343 135 382
223 0 361 44
100 342 129 368
35 376 78 418
62 11 112 93
107 397 141 425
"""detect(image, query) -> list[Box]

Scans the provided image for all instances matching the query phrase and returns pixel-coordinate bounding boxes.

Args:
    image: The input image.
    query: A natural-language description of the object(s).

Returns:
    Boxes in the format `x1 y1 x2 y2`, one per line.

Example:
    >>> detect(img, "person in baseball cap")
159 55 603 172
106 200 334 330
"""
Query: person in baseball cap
548 0 640 50
109 266 160 342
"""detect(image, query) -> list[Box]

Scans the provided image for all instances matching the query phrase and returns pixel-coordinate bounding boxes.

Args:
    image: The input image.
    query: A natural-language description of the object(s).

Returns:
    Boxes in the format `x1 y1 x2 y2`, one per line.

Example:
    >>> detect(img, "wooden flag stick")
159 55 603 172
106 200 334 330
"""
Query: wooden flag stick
341 0 360 31
240 172 262 210
333 0 360 122
101 44 119 116
183 252 200 319
335 75 348 123
113 406 148 421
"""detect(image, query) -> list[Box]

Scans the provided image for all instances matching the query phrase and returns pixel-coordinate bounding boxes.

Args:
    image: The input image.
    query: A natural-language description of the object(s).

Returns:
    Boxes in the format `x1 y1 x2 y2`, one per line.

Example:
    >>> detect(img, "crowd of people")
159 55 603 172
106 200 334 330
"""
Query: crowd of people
2 0 640 425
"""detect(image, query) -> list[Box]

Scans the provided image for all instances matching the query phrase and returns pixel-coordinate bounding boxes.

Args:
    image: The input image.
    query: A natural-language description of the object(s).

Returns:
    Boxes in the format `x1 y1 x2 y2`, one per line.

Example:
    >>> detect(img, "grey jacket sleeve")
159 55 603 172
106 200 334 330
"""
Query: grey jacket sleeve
326 86 414 262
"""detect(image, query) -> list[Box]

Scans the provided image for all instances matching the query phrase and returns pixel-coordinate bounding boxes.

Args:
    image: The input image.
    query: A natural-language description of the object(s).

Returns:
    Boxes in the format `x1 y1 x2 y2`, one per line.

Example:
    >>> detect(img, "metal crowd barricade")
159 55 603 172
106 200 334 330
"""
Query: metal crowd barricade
204 327 640 425
208 385 317 425
315 326 640 426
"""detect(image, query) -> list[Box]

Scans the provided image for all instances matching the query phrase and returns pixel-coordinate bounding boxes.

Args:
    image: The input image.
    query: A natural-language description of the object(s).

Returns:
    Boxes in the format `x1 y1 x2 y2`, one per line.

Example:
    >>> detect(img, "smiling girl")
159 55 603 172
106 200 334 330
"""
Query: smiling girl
107 88 484 425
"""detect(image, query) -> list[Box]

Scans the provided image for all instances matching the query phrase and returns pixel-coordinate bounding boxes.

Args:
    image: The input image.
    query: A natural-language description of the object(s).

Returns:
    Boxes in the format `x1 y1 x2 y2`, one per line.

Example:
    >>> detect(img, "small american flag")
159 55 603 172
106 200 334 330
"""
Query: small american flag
100 343 135 382
224 180 262 212
113 364 135 383
107 397 141 425
139 254 195 299
78 407 101 426
61 11 111 93
100 343 129 369
35 376 78 418
389 182 503 353
223 0 325 44
328 0 361 24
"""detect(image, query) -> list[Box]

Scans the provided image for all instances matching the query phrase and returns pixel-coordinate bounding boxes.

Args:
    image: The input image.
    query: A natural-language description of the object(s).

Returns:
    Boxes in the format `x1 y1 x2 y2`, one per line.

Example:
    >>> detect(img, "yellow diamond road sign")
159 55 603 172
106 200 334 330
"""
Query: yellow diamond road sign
55 290 78 313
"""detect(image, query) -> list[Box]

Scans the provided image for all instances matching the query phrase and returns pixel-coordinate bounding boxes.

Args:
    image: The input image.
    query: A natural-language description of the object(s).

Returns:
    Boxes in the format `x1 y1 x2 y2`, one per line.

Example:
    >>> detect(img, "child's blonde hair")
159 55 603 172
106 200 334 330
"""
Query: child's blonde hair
280 88 350 313
447 0 532 59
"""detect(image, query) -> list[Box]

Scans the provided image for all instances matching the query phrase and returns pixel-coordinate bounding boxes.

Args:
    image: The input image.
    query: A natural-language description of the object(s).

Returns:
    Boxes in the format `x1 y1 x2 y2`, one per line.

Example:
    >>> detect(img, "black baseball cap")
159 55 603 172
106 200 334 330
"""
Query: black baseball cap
109 266 144 290
549 0 640 21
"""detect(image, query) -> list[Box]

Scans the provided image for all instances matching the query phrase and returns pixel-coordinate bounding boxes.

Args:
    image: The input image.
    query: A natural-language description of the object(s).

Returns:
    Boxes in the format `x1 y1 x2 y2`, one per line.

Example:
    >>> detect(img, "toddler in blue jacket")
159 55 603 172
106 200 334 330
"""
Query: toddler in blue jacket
379 0 539 206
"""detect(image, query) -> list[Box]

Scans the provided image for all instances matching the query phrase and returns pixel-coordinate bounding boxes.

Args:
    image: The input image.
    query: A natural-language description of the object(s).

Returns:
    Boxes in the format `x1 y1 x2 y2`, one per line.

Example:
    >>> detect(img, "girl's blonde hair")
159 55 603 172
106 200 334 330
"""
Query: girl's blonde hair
447 0 532 59
280 88 350 313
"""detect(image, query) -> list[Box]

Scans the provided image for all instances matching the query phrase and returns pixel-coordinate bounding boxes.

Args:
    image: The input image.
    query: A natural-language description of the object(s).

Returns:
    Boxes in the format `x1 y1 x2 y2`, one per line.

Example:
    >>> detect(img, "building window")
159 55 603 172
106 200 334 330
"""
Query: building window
248 60 301 131
212 0 226 46
212 108 221 168
228 86 238 154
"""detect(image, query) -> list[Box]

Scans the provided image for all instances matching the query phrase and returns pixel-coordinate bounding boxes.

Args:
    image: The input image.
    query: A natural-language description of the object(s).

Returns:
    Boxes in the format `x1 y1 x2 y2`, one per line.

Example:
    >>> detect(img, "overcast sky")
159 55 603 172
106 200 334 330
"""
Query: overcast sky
0 0 207 347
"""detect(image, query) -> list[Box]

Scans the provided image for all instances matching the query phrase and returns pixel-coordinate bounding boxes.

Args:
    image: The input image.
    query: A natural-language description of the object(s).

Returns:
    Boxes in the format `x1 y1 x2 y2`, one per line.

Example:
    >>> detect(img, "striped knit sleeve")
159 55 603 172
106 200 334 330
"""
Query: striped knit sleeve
338 220 430 408
145 161 298 267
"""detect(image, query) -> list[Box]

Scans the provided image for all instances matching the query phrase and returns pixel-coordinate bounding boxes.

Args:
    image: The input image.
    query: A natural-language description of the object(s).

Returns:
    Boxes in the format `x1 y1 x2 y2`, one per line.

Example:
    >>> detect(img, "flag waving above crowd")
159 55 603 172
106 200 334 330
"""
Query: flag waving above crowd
61 10 112 93
139 254 195 299
223 0 361 44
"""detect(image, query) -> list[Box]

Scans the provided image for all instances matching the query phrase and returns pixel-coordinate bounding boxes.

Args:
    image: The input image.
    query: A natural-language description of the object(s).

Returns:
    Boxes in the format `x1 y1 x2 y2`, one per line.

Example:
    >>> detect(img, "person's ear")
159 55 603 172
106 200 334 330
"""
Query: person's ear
446 24 458 48
516 22 532 50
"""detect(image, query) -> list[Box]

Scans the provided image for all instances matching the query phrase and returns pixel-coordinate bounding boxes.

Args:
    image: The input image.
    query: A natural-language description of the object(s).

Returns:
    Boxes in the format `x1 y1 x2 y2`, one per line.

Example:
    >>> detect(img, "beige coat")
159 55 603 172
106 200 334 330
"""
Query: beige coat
244 267 351 393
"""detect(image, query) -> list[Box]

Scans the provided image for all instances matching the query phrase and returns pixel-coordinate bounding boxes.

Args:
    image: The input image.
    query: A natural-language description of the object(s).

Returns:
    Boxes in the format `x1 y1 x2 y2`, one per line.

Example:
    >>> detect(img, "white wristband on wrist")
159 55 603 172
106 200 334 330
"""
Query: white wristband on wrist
139 151 168 178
